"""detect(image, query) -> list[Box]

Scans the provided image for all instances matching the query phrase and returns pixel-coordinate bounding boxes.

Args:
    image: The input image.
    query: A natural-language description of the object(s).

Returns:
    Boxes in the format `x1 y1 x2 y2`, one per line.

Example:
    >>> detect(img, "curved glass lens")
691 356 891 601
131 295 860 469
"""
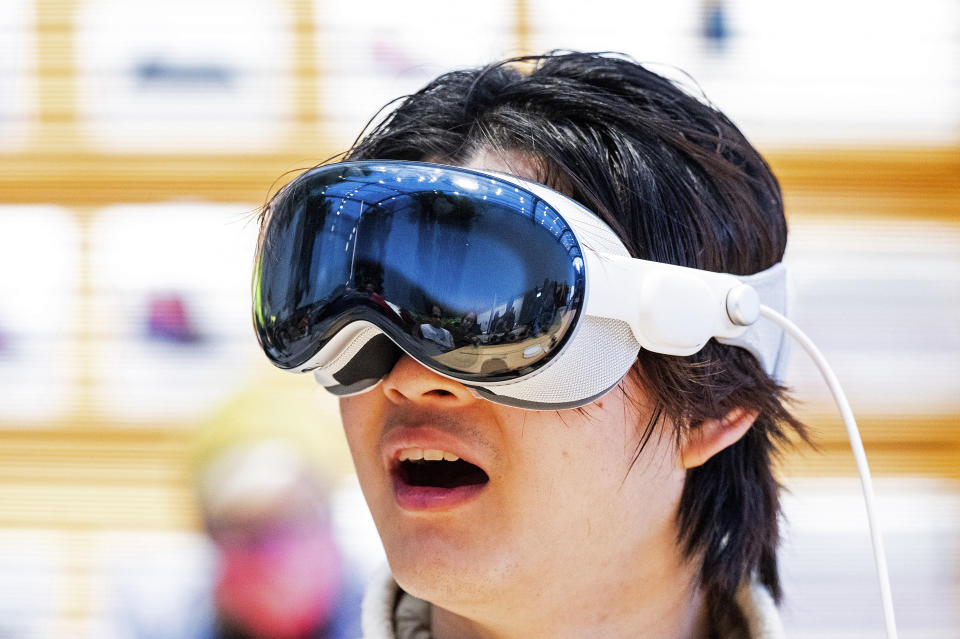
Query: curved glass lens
253 161 586 383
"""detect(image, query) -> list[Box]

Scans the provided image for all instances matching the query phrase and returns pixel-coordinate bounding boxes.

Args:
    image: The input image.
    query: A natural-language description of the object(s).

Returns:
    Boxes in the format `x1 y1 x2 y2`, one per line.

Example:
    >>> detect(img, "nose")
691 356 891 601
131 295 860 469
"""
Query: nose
381 355 477 407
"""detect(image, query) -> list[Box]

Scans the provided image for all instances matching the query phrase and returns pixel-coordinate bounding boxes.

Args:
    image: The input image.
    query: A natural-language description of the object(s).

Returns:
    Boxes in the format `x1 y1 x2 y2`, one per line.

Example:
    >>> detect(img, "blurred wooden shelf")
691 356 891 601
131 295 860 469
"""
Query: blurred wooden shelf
1 145 957 213
0 412 957 530
0 150 324 206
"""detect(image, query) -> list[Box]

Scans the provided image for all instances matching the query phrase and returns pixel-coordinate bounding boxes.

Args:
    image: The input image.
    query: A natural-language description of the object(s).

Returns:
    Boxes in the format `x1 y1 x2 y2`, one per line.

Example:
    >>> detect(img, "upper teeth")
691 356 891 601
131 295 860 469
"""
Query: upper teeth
398 448 460 462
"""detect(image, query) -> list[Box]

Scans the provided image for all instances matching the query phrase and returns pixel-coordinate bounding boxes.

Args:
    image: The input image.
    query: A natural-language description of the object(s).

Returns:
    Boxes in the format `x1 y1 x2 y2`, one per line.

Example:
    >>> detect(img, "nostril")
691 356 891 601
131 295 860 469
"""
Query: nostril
385 387 406 403
384 386 461 404
381 356 475 405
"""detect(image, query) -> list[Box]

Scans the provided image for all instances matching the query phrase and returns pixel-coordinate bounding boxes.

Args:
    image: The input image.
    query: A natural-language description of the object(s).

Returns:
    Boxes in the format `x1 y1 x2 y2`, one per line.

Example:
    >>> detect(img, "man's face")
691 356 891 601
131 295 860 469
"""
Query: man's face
338 151 690 614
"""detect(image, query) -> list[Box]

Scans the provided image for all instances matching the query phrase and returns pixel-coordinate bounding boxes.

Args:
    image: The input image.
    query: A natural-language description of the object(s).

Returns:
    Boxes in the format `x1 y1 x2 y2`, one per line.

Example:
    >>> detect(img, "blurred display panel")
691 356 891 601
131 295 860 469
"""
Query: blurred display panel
91 531 215 639
784 217 960 419
89 203 260 421
75 0 295 152
0 530 67 639
0 0 34 152
780 477 960 638
528 0 960 146
314 0 516 148
0 206 78 424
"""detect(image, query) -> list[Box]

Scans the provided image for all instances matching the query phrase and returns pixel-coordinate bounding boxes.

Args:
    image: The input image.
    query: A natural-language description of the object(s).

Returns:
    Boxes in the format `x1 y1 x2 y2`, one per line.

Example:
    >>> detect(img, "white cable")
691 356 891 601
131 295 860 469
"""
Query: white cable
759 305 898 639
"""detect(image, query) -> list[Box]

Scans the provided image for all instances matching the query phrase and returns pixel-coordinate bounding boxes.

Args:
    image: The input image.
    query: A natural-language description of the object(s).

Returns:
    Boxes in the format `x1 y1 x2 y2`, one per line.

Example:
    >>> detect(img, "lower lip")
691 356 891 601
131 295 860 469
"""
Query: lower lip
392 476 487 511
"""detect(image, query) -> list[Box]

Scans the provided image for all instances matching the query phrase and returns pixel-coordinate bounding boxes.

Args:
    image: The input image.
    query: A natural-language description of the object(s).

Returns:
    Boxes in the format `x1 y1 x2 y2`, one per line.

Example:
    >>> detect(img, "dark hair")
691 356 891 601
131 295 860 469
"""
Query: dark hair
342 51 807 635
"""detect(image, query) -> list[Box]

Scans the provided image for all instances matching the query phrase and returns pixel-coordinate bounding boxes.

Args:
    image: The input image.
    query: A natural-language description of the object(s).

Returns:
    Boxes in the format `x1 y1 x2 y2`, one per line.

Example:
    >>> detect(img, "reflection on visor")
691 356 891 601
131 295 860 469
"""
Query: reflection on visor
254 161 586 383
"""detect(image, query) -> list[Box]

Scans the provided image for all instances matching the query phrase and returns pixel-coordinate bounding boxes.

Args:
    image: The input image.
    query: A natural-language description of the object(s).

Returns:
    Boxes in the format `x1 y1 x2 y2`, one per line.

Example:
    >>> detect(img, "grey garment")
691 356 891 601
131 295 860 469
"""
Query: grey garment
359 566 788 639
393 592 432 639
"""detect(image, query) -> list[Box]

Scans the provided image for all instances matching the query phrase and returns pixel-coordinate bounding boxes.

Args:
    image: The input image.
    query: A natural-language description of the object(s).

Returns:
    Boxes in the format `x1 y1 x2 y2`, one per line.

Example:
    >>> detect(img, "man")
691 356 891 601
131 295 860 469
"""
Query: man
253 52 805 638
419 305 454 351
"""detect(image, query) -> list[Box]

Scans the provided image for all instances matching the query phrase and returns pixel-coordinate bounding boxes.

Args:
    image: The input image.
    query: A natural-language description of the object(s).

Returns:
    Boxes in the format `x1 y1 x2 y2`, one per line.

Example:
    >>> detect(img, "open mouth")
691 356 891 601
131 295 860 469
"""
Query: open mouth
394 449 489 490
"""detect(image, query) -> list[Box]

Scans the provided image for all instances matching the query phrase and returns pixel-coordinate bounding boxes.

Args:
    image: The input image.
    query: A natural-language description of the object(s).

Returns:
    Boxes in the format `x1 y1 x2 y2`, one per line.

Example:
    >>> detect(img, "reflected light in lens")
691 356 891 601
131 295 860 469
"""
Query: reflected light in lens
452 176 480 191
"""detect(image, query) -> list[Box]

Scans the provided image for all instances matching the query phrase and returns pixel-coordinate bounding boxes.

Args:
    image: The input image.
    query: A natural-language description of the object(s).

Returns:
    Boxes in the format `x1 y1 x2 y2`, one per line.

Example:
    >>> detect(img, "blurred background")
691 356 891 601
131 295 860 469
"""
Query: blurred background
0 0 958 637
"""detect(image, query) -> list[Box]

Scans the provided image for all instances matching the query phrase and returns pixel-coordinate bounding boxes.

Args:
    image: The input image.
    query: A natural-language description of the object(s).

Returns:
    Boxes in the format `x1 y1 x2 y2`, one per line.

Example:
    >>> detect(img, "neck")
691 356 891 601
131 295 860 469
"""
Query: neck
428 556 709 639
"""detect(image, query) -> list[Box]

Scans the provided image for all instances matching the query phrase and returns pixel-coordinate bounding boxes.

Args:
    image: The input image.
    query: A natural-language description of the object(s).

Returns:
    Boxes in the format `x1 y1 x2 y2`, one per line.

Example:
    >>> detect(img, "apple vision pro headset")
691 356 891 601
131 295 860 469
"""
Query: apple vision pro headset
253 160 898 638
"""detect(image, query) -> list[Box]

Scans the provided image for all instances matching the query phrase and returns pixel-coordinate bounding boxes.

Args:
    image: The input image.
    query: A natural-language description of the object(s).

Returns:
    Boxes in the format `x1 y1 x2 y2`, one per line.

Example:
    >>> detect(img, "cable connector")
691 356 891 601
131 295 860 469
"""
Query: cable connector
726 284 760 326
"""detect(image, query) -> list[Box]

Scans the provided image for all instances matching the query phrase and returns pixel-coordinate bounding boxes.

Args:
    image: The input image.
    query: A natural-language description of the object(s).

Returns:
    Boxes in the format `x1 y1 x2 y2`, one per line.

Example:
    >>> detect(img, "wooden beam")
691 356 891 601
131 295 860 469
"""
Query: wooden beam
1 146 956 211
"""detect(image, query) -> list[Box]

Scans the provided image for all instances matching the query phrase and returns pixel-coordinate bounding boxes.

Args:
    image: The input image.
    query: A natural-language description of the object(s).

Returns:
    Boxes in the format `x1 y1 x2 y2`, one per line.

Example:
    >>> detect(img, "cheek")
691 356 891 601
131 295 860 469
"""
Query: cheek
497 412 683 572
501 410 627 509
511 399 684 519
338 395 382 469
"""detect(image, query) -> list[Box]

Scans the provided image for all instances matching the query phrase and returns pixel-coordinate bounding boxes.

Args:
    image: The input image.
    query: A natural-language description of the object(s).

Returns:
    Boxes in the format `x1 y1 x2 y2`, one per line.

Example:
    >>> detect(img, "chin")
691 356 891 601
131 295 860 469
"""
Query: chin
384 534 510 610
391 556 471 603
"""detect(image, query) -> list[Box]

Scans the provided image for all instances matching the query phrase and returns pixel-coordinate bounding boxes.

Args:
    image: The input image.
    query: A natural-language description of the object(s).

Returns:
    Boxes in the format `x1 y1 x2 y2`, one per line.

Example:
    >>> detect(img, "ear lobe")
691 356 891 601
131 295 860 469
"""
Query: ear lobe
681 407 758 469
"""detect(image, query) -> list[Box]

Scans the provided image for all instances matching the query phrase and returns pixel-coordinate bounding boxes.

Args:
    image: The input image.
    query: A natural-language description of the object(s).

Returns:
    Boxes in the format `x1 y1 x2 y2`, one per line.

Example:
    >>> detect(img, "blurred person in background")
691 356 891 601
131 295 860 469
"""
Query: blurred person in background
109 391 363 639
198 438 358 639
255 52 806 639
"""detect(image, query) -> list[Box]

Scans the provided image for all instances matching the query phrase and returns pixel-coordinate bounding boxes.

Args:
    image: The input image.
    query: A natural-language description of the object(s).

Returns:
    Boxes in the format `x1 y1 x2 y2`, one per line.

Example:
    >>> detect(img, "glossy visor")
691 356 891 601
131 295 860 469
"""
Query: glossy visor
253 161 587 387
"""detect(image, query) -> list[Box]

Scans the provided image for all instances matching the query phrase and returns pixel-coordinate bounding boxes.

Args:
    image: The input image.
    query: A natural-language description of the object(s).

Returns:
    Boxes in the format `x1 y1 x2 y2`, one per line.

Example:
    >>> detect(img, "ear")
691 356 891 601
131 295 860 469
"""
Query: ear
681 407 758 469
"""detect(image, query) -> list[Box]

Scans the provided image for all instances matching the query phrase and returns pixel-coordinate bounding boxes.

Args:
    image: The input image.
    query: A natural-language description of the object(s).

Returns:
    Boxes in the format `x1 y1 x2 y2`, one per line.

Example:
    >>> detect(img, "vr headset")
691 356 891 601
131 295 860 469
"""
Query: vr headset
252 160 900 636
253 160 788 410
